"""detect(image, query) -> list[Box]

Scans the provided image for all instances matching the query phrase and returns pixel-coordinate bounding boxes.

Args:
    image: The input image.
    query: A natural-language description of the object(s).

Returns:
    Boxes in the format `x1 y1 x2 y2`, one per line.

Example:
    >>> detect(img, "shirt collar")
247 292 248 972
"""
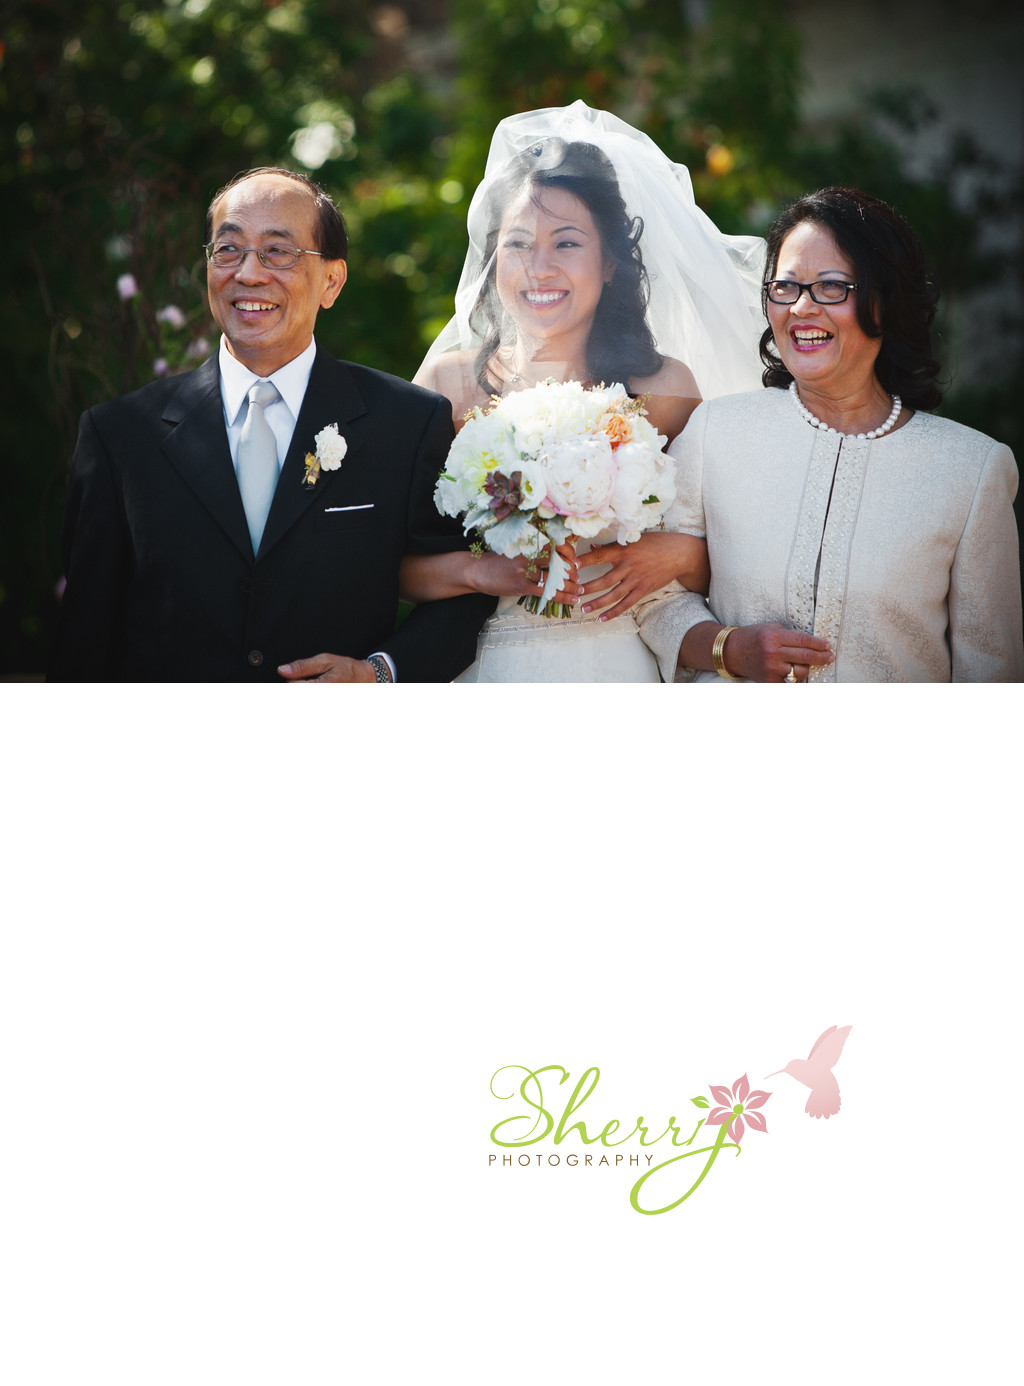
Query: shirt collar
218 336 318 426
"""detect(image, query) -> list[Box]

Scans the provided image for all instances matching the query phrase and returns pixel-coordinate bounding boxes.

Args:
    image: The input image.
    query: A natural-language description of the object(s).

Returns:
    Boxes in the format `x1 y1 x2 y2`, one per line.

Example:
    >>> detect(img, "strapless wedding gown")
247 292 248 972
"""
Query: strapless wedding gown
454 545 661 683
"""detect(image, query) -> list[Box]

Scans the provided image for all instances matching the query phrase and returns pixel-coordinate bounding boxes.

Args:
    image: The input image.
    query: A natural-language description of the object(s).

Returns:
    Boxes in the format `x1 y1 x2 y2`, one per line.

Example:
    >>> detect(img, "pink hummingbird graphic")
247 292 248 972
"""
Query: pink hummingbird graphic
767 1025 852 1118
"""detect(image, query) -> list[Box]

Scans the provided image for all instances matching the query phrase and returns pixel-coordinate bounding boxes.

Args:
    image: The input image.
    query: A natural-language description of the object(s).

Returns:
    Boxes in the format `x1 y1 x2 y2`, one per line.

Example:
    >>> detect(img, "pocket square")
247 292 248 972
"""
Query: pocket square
323 503 374 513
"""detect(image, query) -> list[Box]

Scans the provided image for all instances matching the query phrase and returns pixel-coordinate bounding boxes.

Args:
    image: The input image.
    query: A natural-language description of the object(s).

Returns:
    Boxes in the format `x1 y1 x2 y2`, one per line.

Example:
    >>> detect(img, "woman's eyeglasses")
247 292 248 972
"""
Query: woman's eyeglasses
763 279 858 304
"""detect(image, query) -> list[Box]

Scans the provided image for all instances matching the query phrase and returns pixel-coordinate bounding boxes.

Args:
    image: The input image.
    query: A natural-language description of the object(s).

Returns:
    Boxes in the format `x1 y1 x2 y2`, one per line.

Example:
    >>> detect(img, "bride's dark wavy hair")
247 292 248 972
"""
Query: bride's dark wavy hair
759 187 943 410
470 138 663 394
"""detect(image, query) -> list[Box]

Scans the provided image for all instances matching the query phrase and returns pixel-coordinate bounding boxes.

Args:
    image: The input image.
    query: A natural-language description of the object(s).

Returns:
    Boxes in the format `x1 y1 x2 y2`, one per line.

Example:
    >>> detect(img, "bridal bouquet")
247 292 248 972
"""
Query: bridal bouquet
434 380 674 617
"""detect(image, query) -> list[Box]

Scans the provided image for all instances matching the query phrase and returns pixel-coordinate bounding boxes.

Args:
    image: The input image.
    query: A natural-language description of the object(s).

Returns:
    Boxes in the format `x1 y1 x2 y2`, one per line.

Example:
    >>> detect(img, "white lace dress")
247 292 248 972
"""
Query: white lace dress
455 541 662 682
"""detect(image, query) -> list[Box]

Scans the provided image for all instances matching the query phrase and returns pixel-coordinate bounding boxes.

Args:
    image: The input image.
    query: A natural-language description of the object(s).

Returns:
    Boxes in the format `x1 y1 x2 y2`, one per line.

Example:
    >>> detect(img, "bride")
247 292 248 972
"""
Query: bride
403 102 765 681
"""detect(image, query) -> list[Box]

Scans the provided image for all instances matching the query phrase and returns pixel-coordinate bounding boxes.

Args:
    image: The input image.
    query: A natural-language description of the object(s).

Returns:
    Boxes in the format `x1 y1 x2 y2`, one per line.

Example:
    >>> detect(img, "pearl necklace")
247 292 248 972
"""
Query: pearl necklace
789 381 901 440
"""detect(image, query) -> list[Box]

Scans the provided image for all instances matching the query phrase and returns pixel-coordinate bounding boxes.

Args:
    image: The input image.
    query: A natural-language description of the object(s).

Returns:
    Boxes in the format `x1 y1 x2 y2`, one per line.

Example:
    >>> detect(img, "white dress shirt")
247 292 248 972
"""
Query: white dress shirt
218 335 316 472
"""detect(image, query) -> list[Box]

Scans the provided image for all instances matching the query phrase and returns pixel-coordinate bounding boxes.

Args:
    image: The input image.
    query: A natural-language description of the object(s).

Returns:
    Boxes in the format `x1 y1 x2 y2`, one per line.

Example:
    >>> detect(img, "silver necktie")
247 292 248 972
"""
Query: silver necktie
237 380 280 554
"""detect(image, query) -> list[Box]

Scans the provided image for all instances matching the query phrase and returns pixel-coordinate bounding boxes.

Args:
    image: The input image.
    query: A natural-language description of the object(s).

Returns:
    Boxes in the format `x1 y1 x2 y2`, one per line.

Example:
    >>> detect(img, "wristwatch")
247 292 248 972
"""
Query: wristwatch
366 654 392 683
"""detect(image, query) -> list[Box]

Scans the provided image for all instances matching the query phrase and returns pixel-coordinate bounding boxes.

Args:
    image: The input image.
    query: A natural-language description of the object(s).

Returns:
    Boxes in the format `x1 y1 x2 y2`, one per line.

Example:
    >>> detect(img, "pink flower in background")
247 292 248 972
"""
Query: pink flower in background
156 304 186 328
117 273 139 300
705 1073 770 1143
153 358 169 376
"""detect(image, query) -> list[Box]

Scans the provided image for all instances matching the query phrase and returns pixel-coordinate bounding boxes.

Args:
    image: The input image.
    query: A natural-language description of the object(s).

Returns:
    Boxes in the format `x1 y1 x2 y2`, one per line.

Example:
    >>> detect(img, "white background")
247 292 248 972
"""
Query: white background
3 687 1019 1384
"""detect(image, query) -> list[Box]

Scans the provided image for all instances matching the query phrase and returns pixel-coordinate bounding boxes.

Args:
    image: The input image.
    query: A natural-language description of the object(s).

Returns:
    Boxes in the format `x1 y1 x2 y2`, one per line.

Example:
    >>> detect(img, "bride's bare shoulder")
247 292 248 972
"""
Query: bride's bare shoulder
414 351 491 422
630 354 699 399
414 349 476 390
629 355 702 444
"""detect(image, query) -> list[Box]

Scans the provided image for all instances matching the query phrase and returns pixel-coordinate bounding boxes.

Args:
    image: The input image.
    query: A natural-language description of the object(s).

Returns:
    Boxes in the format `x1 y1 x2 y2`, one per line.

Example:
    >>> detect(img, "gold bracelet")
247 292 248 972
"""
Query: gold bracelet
712 625 741 680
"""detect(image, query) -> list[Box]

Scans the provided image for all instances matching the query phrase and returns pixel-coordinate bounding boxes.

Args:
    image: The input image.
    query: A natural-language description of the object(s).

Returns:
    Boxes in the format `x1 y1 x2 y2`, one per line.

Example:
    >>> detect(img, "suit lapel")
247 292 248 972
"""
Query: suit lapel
158 349 372 564
160 357 253 561
258 347 370 559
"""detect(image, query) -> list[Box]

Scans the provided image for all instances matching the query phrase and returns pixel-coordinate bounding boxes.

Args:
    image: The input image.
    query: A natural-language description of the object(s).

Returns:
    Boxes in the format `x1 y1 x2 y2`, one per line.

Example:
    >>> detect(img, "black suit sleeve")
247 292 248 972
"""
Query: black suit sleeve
378 394 496 682
49 409 132 681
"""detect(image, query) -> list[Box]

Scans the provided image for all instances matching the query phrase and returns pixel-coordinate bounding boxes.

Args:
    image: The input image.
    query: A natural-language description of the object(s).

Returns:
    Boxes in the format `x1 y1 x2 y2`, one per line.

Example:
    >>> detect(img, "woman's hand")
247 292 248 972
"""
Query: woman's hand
683 621 834 681
580 531 709 620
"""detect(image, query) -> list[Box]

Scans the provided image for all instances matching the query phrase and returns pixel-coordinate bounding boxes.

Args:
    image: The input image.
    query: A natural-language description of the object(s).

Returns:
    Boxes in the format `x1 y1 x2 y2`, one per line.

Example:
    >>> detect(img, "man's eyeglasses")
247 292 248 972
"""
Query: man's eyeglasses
764 279 858 305
204 242 325 270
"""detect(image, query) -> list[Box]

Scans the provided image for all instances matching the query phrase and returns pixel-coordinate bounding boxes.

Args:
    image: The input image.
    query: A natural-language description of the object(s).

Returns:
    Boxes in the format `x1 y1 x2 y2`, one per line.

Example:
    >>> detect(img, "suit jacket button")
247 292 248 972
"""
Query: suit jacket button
240 581 251 595
248 650 263 667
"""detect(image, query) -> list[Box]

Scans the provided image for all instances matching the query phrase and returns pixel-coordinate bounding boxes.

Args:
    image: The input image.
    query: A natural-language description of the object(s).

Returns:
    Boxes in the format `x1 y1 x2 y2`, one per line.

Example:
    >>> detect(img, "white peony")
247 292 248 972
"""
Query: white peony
500 379 600 455
434 472 468 519
608 441 675 541
540 436 615 511
628 411 667 451
445 415 521 492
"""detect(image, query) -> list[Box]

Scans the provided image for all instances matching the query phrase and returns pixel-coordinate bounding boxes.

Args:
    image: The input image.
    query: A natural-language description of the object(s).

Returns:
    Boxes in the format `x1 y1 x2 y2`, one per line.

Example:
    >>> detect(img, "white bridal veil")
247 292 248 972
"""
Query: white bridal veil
420 101 767 401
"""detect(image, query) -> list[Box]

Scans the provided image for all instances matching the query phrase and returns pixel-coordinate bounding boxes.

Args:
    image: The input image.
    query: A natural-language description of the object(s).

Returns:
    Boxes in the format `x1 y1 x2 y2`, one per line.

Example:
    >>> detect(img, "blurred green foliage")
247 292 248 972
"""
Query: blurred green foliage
2 0 1019 672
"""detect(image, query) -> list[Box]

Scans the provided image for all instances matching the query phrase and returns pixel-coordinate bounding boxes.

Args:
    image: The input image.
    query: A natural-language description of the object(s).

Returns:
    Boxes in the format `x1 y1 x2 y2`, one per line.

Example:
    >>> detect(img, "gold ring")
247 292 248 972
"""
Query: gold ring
784 665 798 683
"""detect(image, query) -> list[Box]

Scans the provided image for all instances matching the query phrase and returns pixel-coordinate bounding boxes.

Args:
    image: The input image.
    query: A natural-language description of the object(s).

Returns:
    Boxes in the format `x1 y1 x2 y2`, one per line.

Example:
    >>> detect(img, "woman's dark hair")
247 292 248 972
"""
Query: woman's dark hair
206 166 348 261
759 186 943 410
471 139 663 394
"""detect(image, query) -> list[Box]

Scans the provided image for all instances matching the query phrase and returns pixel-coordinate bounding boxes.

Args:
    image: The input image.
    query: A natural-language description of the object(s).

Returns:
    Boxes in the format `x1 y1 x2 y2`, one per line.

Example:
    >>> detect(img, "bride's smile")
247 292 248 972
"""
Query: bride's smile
523 289 569 305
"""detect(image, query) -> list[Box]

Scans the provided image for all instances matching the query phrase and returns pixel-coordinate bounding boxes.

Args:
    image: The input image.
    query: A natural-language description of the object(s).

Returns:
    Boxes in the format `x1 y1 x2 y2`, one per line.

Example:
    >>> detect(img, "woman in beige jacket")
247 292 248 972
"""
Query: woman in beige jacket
637 186 1023 683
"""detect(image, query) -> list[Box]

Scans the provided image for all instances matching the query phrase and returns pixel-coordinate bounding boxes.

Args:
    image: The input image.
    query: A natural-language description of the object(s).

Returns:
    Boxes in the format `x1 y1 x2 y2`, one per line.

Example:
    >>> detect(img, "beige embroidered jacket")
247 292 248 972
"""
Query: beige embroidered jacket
637 389 1023 682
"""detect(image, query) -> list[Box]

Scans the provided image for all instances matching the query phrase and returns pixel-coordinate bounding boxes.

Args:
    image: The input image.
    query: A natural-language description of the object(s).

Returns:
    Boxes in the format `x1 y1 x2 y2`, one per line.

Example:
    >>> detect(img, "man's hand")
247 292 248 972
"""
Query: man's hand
277 654 381 682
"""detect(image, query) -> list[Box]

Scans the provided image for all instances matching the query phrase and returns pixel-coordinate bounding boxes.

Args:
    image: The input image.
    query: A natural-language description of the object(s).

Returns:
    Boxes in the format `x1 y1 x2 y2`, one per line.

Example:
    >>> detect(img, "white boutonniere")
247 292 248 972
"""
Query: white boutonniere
302 422 347 489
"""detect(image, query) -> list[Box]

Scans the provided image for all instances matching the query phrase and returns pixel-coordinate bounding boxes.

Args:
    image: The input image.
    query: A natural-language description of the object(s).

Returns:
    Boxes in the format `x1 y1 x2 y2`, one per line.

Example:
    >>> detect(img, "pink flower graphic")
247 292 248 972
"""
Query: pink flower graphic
705 1073 770 1143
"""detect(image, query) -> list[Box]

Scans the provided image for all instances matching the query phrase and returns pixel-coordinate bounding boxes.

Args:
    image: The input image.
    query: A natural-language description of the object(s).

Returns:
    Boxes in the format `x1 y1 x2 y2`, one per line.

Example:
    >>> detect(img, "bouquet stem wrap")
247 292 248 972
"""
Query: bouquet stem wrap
520 534 577 619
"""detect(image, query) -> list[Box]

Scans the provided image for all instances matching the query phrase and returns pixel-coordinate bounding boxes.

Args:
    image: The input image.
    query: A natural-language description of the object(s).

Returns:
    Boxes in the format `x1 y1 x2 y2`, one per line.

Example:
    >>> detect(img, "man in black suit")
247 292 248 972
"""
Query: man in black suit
49 167 494 681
